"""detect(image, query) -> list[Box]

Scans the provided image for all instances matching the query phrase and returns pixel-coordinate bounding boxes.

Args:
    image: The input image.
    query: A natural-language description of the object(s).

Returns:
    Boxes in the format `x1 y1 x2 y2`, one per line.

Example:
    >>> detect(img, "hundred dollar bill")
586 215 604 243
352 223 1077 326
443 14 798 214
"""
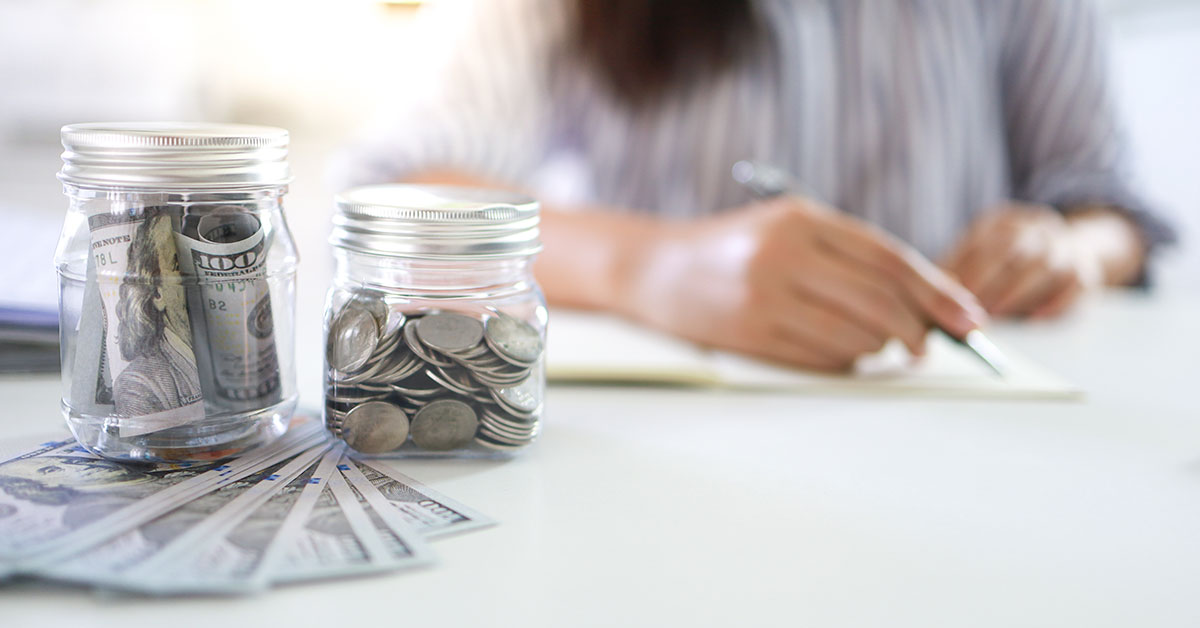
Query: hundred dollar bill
345 458 495 538
71 208 205 437
38 441 326 591
66 246 114 417
0 420 323 573
175 209 282 414
137 453 333 594
44 444 328 594
269 450 434 585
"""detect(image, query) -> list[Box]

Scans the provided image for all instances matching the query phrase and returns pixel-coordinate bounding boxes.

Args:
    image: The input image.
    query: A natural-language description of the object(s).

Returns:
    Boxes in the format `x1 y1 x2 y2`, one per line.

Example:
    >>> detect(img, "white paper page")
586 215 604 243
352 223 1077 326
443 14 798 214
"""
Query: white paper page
711 335 1081 399
547 310 1081 400
546 311 718 385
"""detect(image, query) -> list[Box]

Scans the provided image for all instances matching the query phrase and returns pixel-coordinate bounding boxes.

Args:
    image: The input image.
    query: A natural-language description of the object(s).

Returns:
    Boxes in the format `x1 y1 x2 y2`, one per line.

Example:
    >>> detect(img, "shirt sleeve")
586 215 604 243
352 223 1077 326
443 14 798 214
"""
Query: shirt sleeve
999 0 1177 270
328 0 563 189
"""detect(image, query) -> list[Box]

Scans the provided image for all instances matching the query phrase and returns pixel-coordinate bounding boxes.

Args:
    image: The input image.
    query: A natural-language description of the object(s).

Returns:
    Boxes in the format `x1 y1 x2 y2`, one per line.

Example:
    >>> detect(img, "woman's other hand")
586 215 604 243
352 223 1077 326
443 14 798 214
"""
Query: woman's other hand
616 197 987 371
944 204 1145 318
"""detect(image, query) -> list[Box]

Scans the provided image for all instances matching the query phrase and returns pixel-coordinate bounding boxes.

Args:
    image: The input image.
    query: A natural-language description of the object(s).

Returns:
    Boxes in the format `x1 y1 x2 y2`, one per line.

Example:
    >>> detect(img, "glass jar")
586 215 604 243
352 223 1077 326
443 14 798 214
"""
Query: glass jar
324 185 546 457
55 123 299 463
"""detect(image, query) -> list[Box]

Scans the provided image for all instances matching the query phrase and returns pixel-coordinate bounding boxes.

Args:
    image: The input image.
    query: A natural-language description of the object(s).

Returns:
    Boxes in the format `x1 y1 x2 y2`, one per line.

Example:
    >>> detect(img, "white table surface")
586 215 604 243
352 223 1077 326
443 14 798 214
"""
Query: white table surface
0 290 1197 627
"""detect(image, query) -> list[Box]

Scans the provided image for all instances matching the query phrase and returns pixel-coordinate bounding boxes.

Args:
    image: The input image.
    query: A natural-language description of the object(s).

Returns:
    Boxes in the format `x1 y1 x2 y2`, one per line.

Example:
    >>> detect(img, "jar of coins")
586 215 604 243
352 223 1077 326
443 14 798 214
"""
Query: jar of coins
325 185 546 456
55 123 299 463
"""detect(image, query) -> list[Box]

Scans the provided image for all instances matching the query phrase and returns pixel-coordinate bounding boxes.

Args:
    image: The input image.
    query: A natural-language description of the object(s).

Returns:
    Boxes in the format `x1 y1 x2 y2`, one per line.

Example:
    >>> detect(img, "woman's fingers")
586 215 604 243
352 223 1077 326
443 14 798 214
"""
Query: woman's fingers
971 250 1030 310
810 210 986 338
1030 274 1083 319
787 250 928 356
989 258 1058 315
944 212 1003 280
755 329 853 372
769 297 888 365
956 232 1021 300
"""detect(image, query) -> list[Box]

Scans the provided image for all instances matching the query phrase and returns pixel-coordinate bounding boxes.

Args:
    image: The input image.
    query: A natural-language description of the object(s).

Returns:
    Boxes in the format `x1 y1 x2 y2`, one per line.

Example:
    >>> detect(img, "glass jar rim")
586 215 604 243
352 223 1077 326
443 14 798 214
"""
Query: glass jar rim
58 122 292 190
331 184 542 260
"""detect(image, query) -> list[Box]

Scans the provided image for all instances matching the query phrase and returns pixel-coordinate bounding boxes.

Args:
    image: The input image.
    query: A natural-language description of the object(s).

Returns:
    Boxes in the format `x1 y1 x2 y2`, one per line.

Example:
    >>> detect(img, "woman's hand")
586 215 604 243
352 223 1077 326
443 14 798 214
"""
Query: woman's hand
944 204 1142 318
616 197 987 371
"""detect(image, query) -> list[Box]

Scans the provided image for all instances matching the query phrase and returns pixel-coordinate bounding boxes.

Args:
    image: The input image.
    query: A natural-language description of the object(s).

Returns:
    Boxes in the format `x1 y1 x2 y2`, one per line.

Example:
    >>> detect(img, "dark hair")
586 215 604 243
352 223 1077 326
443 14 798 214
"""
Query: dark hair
570 0 761 108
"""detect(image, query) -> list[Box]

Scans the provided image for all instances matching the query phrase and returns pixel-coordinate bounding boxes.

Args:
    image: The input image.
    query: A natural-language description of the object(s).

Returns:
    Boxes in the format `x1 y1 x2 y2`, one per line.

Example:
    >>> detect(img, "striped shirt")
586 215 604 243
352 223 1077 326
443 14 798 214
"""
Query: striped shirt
335 0 1172 259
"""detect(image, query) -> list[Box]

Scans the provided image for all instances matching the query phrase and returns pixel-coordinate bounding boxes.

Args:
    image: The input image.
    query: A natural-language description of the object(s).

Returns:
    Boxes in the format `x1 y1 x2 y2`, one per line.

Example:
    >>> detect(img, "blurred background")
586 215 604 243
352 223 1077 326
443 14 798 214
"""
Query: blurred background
0 0 1196 387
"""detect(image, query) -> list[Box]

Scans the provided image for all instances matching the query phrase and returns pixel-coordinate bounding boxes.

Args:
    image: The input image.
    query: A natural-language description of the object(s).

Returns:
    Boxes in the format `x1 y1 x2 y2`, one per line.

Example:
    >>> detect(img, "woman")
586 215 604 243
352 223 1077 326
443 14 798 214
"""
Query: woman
336 0 1172 370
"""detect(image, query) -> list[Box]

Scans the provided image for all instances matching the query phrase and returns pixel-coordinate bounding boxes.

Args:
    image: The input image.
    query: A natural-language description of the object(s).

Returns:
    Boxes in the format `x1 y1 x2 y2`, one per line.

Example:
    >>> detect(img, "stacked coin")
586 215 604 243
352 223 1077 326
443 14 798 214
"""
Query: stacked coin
324 293 544 454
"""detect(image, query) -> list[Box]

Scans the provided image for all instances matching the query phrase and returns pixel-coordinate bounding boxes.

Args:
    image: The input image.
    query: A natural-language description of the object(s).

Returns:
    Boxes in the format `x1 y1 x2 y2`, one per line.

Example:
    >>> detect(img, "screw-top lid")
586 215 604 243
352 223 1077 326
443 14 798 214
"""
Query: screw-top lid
332 184 541 260
59 122 291 189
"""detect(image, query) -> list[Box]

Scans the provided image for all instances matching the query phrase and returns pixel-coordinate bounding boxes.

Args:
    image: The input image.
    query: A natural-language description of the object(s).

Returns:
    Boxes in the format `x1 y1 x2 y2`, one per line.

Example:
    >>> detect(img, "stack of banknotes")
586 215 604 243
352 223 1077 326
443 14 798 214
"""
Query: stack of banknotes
0 416 493 594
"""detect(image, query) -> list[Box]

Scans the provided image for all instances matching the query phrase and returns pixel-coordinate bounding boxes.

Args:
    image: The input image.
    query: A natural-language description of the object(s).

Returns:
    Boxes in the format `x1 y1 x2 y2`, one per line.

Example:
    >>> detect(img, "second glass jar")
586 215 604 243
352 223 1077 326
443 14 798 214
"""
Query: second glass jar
324 185 547 456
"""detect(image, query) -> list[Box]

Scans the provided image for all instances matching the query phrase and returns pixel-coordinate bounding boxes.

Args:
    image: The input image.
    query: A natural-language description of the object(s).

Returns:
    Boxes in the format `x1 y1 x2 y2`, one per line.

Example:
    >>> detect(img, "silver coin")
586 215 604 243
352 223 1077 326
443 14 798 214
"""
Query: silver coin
479 415 539 439
325 389 389 404
467 358 527 376
341 401 410 454
472 370 532 388
404 319 456 367
476 428 525 446
411 399 479 452
452 342 491 361
473 433 526 451
426 369 476 397
372 352 423 384
335 351 391 384
391 383 445 399
327 306 379 373
491 377 541 413
325 406 348 424
436 365 485 393
417 312 485 355
347 291 389 329
481 406 540 429
484 313 543 365
370 320 405 359
479 427 537 445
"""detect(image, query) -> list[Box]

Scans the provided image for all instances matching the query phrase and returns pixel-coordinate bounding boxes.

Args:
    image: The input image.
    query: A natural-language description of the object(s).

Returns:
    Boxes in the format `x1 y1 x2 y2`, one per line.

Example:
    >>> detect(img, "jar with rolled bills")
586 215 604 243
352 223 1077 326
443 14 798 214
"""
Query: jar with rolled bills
55 122 299 463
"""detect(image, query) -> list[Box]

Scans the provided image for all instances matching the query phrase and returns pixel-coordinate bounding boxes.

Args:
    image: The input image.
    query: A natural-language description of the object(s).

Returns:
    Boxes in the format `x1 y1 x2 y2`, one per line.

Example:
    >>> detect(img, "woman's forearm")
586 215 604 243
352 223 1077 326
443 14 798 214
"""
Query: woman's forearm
534 207 664 311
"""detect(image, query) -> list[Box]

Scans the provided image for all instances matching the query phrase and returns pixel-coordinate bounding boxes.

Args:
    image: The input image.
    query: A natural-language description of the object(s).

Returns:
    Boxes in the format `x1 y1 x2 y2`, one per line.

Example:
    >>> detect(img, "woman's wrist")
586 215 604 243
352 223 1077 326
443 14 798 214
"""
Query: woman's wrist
535 206 669 315
604 214 673 321
1064 206 1147 287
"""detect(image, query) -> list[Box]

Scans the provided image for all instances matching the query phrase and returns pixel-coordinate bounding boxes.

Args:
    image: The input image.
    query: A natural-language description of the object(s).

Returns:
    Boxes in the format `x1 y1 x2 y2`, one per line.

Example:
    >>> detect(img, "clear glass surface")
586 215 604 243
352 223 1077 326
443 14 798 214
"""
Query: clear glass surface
56 185 298 463
324 252 547 457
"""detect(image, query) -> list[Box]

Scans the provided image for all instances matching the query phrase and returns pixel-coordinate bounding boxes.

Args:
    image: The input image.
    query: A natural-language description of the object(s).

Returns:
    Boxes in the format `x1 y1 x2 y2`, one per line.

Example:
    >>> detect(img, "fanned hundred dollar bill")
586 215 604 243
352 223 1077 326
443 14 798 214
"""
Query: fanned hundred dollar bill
0 420 323 574
142 450 343 594
0 420 495 594
344 458 495 538
34 444 327 592
265 448 435 585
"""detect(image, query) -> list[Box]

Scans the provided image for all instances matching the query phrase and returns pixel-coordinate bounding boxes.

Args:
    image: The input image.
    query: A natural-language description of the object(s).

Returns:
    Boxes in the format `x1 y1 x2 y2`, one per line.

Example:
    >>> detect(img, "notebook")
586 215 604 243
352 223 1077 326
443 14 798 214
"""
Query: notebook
545 310 1081 400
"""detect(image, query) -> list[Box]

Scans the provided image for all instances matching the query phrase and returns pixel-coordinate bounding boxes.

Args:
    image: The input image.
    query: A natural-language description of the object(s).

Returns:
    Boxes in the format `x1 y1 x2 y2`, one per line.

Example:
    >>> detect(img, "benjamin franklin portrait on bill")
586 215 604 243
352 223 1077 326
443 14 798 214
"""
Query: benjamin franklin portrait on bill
0 453 161 532
113 213 203 417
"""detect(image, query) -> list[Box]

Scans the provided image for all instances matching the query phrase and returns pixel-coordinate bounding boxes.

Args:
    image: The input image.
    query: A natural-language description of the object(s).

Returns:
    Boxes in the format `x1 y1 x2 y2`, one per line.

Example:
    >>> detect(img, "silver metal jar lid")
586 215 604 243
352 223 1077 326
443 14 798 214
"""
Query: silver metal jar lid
332 184 541 260
59 122 291 189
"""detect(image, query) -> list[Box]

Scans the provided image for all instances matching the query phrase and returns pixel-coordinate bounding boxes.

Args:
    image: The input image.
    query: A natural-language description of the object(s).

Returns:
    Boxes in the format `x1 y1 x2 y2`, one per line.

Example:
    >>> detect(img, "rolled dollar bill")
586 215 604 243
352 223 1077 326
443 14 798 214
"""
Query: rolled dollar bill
67 243 115 416
80 208 206 437
175 209 282 413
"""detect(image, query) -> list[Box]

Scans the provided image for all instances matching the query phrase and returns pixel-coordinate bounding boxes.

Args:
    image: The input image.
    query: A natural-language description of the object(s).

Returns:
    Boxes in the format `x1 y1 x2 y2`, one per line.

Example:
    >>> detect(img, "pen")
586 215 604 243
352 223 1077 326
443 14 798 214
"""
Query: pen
731 160 1009 377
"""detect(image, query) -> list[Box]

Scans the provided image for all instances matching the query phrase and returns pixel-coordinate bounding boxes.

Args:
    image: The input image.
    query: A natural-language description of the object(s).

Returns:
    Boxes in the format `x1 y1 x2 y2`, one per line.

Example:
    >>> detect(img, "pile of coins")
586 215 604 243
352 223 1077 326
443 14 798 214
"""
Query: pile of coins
324 293 544 454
